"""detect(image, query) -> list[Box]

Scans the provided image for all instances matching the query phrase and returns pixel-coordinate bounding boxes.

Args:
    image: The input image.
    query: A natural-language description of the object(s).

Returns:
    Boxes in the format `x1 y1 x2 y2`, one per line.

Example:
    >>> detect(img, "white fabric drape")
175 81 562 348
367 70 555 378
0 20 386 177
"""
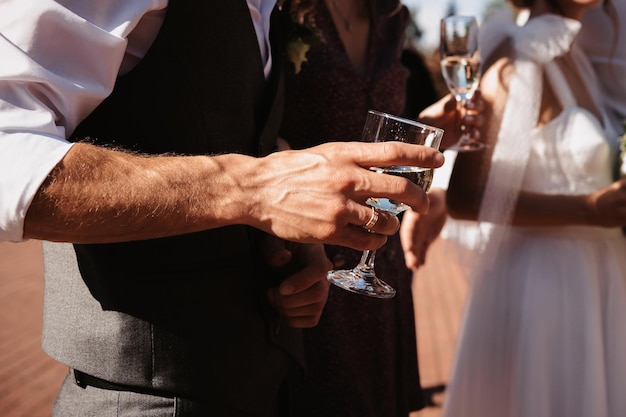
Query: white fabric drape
473 14 582 274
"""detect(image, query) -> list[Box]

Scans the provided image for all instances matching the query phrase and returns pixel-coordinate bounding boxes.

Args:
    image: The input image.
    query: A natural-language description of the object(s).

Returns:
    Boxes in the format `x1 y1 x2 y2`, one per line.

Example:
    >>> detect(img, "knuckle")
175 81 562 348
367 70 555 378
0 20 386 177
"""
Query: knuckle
318 223 340 241
381 141 399 157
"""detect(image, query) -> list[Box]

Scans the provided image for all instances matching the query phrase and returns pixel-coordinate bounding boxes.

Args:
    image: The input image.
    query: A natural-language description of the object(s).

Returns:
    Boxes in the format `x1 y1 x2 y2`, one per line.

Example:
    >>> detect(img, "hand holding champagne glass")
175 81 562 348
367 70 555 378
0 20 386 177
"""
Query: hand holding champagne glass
327 110 444 298
440 15 485 152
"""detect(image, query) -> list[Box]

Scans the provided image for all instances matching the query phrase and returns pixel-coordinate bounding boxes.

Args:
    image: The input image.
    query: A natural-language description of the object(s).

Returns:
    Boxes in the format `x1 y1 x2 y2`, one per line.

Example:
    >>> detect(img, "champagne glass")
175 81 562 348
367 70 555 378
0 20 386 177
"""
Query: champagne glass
327 110 444 299
440 15 485 152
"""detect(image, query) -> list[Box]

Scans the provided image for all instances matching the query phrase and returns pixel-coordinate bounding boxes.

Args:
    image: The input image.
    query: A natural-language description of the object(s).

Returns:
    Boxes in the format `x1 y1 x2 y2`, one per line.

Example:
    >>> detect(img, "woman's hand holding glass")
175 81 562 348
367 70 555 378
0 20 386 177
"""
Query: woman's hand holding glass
440 15 486 152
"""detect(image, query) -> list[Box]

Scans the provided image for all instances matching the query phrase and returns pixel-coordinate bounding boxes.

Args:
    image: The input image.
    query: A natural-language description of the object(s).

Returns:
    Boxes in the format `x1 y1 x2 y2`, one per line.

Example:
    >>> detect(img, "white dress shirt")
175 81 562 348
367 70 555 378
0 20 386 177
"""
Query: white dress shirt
0 0 276 242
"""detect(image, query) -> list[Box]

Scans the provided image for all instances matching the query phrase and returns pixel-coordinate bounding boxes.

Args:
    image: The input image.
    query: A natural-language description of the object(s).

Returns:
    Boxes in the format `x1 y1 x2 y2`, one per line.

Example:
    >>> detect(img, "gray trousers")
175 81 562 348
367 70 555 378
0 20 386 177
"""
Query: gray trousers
53 370 285 417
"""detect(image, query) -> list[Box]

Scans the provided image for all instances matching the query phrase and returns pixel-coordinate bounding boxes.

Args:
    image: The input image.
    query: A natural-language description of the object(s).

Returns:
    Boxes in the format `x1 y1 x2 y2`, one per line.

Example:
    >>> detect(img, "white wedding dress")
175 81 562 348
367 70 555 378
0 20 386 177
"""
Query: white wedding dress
441 12 626 417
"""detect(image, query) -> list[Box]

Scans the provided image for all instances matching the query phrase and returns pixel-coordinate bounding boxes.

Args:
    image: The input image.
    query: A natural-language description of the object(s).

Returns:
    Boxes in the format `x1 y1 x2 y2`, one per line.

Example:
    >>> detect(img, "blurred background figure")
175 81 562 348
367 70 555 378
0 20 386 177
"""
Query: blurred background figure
578 0 626 137
279 0 452 416
441 1 626 417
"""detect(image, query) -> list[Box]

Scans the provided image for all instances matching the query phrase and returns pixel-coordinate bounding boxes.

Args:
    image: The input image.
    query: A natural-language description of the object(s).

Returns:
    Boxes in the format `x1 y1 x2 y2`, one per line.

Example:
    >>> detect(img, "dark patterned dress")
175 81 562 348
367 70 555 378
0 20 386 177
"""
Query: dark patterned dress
280 2 427 416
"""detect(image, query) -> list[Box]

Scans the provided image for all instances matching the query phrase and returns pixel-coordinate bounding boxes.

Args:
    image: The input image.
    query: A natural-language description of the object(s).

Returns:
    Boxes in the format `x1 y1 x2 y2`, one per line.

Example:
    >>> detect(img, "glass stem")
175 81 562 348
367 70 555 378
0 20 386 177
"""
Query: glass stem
458 98 469 140
356 249 377 277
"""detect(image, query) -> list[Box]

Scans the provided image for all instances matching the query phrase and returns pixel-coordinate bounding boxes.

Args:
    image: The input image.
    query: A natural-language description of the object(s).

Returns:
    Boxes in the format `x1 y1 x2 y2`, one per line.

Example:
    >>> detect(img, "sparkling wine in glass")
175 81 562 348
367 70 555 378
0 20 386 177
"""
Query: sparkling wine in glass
327 110 444 299
440 15 486 152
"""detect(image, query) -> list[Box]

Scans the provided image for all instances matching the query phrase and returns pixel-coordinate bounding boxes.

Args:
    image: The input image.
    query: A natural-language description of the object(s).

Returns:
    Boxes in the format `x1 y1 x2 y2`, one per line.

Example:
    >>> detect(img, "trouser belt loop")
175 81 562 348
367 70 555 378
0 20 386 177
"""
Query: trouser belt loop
73 369 87 389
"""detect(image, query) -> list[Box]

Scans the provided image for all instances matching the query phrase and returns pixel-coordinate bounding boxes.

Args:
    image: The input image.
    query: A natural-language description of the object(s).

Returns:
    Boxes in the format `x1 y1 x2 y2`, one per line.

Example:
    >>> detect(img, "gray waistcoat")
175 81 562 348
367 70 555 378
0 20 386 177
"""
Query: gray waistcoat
42 1 301 415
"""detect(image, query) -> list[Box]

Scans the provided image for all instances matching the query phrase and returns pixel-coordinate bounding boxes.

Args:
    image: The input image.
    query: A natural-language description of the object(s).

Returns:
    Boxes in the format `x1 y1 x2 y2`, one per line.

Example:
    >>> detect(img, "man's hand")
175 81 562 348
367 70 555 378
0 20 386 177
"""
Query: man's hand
242 141 444 251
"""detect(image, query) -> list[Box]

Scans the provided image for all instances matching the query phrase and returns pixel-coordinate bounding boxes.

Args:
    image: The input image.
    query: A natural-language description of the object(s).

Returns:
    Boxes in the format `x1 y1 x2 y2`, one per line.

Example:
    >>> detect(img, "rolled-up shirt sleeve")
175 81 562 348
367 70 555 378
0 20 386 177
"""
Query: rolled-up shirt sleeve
0 0 166 242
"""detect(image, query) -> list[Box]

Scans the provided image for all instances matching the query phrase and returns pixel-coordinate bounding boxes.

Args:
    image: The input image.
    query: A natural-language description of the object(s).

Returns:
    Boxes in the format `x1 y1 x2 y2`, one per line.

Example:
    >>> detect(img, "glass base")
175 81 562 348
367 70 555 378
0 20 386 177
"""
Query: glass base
327 267 396 299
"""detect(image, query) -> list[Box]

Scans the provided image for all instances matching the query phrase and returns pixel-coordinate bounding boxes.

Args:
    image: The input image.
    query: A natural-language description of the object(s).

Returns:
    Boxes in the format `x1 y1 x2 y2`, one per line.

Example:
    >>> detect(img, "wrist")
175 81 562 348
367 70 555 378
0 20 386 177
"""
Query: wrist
201 153 262 227
580 193 598 226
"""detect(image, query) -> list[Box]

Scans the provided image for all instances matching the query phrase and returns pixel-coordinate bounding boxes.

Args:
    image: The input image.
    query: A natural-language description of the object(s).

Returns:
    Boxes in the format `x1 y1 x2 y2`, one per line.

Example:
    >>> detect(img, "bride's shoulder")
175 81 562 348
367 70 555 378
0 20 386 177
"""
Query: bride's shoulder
514 14 581 63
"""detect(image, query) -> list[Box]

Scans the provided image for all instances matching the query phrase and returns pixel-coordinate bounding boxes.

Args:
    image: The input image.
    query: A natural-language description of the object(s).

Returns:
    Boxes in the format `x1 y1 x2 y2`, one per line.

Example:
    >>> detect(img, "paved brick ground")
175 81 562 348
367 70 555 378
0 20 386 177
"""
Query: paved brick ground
0 240 66 417
0 238 467 417
412 237 467 417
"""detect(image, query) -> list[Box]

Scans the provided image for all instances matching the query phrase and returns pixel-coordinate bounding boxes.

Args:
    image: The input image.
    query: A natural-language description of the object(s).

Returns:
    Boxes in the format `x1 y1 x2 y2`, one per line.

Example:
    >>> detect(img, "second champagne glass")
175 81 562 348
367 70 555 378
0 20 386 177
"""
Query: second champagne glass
440 15 485 152
327 110 444 299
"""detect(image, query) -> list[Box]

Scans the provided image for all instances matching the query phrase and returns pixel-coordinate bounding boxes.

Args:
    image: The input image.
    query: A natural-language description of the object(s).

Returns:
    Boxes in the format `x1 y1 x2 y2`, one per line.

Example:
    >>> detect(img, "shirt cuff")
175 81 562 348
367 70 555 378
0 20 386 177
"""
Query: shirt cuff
0 133 74 242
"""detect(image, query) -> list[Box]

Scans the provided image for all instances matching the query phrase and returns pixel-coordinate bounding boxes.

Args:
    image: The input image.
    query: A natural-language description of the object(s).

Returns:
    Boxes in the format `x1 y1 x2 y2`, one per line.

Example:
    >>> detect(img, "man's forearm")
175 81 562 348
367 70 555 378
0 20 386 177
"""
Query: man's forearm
23 143 251 243
24 140 444 251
